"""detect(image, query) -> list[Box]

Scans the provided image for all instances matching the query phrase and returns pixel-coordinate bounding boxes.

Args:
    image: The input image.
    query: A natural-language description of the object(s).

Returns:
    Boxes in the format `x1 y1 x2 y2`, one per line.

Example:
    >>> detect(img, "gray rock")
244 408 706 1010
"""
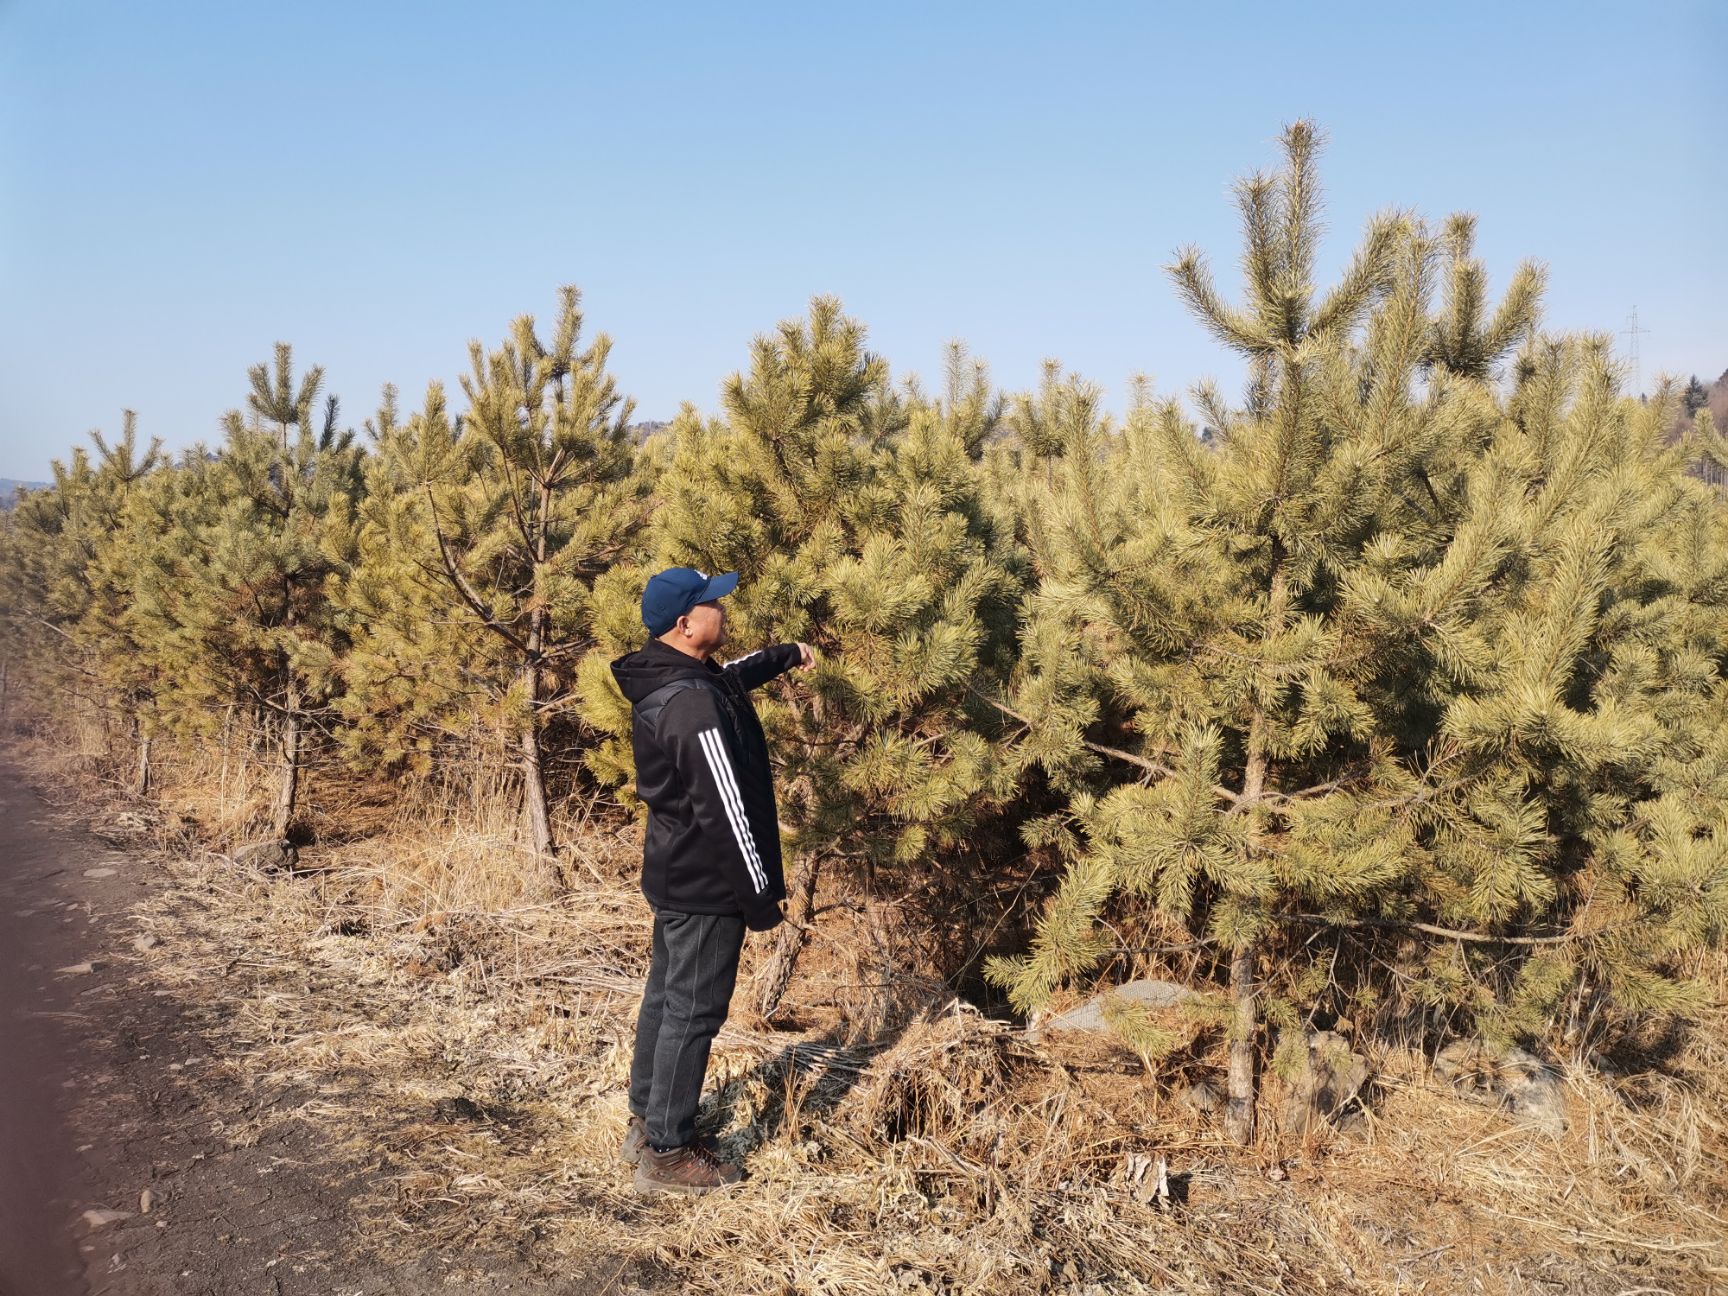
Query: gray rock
1278 1029 1371 1133
92 809 153 841
131 934 160 953
1178 1079 1224 1115
432 1095 489 1123
57 962 97 976
79 1208 133 1230
1433 1040 1566 1135
82 868 116 879
1035 978 1195 1036
232 839 298 872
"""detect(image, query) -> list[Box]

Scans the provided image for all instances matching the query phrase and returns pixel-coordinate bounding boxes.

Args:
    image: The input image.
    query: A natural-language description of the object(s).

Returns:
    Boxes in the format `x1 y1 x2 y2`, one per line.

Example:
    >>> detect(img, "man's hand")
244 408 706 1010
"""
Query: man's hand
796 642 817 671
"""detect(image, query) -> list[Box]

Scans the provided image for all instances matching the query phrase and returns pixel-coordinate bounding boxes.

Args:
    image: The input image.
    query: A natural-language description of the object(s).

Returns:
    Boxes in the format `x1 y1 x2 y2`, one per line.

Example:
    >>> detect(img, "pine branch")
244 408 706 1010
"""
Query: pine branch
424 486 533 656
1221 764 1375 814
974 687 1243 804
500 453 538 560
1280 912 1640 946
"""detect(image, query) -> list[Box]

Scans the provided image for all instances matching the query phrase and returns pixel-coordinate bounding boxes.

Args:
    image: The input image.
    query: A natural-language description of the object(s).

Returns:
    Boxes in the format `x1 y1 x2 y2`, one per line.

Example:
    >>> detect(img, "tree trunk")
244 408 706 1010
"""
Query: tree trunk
1224 942 1258 1144
514 625 563 898
274 573 301 840
1223 561 1289 1146
519 713 554 857
515 484 566 895
756 854 820 1020
219 704 233 824
128 708 151 798
134 735 152 799
272 693 300 840
517 661 562 895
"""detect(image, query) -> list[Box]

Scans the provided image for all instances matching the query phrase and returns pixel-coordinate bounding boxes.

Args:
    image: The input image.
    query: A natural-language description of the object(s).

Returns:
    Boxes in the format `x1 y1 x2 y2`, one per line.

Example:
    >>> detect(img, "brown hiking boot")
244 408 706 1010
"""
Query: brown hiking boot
632 1141 745 1195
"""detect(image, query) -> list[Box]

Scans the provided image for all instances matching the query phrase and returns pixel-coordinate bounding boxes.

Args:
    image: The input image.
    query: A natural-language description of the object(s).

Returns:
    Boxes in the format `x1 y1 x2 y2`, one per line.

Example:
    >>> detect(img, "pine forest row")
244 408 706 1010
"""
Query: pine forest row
6 124 1727 1143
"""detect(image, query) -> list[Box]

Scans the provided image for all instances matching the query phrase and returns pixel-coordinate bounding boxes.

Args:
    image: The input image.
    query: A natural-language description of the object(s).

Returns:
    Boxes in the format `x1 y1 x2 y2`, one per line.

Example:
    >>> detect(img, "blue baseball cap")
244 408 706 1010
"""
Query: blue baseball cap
642 567 739 636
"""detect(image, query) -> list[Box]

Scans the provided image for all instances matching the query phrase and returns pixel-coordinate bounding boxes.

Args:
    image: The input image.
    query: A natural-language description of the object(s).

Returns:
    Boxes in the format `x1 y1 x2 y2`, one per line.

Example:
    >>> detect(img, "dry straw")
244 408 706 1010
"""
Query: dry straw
14 736 1727 1295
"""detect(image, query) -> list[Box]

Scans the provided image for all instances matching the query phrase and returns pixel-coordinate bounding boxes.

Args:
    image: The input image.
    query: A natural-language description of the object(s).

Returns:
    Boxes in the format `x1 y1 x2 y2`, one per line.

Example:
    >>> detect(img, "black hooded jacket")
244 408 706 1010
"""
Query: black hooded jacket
610 638 802 930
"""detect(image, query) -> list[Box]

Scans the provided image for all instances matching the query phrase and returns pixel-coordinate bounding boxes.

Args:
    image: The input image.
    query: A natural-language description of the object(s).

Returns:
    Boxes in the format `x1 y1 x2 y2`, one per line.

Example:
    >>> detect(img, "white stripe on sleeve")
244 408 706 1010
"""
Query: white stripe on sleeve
697 728 768 893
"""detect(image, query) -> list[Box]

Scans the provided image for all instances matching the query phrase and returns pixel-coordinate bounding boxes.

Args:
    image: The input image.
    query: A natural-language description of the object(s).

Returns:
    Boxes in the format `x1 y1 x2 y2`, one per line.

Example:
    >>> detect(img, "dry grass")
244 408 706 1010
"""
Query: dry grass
9 729 1728 1295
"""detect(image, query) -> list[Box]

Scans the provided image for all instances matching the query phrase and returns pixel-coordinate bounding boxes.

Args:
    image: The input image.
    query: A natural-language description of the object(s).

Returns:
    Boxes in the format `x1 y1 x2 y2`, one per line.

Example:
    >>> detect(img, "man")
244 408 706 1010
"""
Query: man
608 566 814 1194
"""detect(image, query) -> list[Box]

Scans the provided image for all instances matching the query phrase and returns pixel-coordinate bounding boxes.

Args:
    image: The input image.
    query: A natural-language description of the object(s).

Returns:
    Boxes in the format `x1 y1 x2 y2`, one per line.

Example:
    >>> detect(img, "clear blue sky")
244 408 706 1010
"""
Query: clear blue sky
1 1 1722 481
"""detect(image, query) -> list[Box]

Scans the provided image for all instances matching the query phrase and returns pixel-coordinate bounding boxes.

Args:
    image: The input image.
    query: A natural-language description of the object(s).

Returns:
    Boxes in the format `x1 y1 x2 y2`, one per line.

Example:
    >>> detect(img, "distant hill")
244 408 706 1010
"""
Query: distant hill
627 420 672 445
0 478 47 510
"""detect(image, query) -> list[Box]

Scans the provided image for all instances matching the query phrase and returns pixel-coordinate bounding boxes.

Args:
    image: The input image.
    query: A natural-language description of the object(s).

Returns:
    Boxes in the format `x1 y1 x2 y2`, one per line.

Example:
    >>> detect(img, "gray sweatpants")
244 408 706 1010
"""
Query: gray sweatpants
628 908 746 1150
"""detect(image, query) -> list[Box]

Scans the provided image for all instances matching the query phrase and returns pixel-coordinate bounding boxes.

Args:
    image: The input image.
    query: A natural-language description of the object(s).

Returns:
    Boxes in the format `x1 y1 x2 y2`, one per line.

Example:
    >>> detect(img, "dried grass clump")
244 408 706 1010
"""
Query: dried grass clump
846 1008 1025 1147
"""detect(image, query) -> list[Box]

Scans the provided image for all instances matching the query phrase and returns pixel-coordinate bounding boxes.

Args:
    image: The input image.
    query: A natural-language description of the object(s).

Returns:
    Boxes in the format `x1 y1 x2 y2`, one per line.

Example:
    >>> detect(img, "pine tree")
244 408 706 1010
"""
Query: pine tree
1681 375 1708 419
0 415 164 785
1417 359 1728 1038
348 288 646 890
124 347 362 839
580 302 1021 1017
980 122 1727 1143
330 384 501 783
80 416 170 792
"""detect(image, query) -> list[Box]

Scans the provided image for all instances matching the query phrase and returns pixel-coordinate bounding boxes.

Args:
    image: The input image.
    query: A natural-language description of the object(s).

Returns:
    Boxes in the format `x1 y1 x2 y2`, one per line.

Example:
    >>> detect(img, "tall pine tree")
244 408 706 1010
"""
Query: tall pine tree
348 288 646 890
581 303 1021 1017
0 416 164 785
979 122 1722 1142
124 347 362 839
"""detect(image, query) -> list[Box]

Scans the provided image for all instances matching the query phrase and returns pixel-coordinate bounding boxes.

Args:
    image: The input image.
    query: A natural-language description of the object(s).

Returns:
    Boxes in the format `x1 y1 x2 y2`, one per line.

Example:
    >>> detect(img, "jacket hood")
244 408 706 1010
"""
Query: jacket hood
610 638 716 704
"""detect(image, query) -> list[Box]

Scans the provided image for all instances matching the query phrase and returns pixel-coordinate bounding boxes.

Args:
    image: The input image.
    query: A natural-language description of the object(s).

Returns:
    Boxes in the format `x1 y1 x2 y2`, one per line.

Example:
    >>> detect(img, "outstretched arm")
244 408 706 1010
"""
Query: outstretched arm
721 642 812 691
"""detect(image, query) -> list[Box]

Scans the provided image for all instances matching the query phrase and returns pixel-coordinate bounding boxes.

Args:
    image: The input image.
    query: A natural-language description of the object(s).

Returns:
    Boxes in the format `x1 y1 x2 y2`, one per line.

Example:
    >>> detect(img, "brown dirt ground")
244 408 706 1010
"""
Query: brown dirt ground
0 761 663 1296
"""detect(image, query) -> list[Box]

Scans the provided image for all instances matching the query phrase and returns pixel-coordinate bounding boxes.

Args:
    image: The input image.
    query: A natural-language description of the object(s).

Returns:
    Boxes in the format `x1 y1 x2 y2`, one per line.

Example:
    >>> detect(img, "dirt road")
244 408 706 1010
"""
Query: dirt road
0 763 629 1295
0 766 90 1292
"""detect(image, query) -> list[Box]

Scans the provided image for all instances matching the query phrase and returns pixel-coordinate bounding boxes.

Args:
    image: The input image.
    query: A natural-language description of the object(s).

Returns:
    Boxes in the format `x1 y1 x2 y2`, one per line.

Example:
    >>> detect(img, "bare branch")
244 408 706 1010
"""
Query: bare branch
1281 911 1638 947
424 486 532 656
